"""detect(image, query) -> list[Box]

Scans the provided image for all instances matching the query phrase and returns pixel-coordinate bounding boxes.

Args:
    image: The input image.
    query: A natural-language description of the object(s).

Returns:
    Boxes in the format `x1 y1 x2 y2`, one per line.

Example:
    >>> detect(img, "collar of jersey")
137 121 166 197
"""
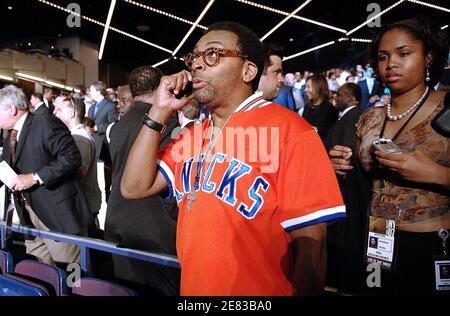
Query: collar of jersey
207 91 267 123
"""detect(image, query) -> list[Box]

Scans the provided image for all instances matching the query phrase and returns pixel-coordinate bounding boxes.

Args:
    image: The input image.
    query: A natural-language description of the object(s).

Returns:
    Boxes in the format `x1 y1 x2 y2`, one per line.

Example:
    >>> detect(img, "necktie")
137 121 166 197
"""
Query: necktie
94 100 102 117
9 129 18 164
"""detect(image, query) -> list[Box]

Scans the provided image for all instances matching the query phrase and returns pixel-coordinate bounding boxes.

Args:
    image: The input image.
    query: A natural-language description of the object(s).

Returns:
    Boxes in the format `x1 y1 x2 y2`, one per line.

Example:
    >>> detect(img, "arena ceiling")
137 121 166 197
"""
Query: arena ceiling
1 0 449 73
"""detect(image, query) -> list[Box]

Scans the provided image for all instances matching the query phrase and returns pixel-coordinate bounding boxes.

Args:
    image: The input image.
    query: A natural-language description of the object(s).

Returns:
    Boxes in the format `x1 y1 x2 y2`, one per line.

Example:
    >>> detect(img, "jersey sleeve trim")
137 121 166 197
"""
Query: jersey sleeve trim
281 205 346 233
157 159 175 201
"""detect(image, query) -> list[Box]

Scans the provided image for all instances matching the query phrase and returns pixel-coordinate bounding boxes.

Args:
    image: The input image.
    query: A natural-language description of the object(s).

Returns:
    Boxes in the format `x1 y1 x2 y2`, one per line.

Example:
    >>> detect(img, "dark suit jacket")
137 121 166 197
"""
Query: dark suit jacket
105 101 180 295
44 100 54 115
1 113 93 234
88 98 118 160
358 79 382 111
33 104 51 116
324 106 371 293
302 100 338 141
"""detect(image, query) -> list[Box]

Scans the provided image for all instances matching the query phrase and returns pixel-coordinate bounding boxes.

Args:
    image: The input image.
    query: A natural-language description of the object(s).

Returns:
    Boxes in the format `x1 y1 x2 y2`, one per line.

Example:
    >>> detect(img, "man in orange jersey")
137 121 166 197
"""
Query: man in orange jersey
121 22 345 296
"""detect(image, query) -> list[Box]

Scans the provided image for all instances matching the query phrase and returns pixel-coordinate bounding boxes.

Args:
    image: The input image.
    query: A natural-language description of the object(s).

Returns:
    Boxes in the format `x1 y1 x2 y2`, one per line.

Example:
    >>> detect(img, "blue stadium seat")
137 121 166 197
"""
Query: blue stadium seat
13 260 69 296
0 275 49 296
0 250 13 274
71 277 137 296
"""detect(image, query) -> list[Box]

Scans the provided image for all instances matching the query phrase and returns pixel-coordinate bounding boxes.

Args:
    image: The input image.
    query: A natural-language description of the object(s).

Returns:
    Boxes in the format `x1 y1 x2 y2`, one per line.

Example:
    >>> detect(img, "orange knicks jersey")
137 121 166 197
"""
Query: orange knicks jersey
158 92 346 296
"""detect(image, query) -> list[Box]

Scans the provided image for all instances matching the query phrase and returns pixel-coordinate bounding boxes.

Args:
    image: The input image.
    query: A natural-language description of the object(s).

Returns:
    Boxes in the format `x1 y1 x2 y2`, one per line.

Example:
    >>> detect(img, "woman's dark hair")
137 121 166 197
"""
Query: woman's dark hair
306 74 329 102
368 16 449 87
205 21 265 92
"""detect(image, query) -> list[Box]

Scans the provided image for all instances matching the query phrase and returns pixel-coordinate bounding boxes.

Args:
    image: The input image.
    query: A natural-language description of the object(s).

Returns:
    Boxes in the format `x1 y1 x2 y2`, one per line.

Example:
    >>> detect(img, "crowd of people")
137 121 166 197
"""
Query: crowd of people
0 16 449 296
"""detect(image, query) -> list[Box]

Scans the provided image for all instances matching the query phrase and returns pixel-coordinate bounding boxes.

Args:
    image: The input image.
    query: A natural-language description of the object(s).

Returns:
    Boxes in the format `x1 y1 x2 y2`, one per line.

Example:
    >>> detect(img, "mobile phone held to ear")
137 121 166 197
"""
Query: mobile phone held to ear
372 138 402 154
175 82 193 99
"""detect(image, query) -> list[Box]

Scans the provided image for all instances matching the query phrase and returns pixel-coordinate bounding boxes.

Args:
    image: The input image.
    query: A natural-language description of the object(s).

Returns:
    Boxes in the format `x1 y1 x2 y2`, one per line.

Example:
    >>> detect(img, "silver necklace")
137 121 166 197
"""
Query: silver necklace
386 86 429 121
186 113 234 212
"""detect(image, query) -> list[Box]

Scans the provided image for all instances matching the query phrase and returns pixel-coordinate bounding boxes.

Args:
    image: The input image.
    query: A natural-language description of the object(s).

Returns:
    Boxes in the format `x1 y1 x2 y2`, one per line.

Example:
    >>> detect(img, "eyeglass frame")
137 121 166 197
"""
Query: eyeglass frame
183 47 248 69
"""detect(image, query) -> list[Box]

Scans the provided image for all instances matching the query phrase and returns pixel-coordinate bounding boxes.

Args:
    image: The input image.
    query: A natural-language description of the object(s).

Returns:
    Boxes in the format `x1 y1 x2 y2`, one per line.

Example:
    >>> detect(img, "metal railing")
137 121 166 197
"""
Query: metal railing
0 221 180 273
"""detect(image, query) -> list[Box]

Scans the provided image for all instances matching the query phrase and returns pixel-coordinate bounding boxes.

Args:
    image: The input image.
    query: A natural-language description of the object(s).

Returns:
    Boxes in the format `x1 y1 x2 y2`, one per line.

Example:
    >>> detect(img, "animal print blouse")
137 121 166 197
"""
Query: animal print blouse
356 100 449 225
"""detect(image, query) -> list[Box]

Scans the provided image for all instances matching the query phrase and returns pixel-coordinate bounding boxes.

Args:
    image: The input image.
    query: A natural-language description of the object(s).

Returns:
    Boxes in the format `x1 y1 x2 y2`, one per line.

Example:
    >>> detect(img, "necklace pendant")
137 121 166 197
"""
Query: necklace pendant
187 191 198 212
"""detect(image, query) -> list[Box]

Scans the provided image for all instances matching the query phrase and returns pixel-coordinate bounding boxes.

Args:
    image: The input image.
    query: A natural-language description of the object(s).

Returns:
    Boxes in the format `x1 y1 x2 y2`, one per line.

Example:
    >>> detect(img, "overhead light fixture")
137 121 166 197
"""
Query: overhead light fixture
45 80 66 89
99 0 117 60
65 86 81 93
442 25 449 30
152 58 171 68
136 25 150 32
37 0 173 54
407 0 450 12
17 72 45 82
347 0 405 36
172 0 215 56
283 41 336 61
8 6 12 10
0 75 14 81
123 0 207 30
236 0 346 33
350 38 372 43
260 0 312 41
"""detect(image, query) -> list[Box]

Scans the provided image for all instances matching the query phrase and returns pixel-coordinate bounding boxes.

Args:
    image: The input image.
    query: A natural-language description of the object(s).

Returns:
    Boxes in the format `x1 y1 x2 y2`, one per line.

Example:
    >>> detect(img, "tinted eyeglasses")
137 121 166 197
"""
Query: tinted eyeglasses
183 47 248 69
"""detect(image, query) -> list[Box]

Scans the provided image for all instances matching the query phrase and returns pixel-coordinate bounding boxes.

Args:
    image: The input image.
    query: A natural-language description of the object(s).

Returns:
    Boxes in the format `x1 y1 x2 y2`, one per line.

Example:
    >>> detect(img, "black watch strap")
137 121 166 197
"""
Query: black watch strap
143 115 166 133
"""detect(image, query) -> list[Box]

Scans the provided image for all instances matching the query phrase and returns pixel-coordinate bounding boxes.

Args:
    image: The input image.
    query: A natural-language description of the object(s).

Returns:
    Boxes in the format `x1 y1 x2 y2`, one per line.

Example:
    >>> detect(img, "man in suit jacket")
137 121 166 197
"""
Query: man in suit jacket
324 83 370 294
0 85 93 265
30 93 51 116
87 81 118 160
105 66 180 295
88 81 118 201
358 67 382 111
43 87 55 115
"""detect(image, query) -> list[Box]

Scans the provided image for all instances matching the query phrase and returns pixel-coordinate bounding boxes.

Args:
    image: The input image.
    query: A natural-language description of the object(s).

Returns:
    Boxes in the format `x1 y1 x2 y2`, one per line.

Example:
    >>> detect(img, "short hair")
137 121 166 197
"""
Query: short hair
32 92 43 102
128 66 163 98
0 85 29 111
84 116 95 128
64 98 85 123
368 16 449 87
306 74 330 101
205 21 265 92
262 42 284 75
43 87 53 94
342 83 361 103
90 81 107 96
181 99 200 120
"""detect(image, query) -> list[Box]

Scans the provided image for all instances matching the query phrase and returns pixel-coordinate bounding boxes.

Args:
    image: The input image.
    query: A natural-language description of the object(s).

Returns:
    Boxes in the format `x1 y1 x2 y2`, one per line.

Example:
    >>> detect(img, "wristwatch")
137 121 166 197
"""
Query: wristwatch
143 115 166 134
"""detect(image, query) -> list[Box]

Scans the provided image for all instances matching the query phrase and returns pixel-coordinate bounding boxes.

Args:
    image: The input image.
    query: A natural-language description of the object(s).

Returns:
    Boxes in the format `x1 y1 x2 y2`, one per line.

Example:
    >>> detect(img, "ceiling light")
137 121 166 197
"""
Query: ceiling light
8 6 13 10
152 58 171 68
99 0 117 60
172 0 215 56
442 25 449 30
45 80 66 89
261 0 312 41
37 0 173 54
346 0 405 36
137 25 150 32
0 75 14 81
236 0 346 33
283 41 336 61
123 0 207 30
407 0 450 12
17 72 45 82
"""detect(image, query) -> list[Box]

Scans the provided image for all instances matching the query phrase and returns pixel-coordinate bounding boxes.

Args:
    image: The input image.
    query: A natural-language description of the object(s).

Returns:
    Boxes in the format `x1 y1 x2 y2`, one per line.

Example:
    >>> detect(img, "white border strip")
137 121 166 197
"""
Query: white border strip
157 159 176 196
281 205 346 230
